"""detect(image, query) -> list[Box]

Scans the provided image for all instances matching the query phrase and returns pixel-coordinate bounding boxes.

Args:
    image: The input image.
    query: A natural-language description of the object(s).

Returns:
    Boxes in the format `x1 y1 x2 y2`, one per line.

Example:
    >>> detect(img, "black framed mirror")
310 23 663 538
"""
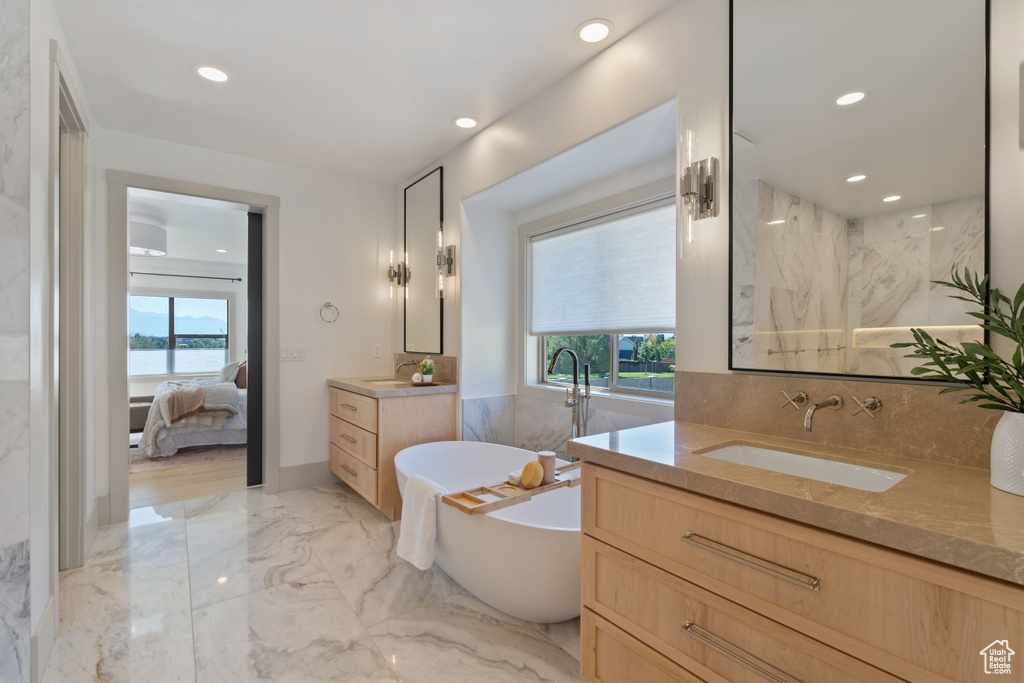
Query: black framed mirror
730 0 988 379
404 166 443 353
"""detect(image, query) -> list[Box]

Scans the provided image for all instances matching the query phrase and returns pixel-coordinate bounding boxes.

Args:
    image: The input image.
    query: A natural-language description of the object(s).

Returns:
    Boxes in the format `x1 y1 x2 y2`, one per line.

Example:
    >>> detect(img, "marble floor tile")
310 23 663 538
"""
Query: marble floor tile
184 487 283 521
193 573 399 682
59 503 187 589
367 593 582 682
308 518 463 628
534 617 582 661
278 483 382 534
187 506 326 609
43 563 194 683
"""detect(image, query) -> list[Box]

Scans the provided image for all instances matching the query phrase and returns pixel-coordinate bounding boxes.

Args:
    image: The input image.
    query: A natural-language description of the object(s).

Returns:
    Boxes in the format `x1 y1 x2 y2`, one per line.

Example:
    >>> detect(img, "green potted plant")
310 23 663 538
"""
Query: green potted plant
418 357 436 384
892 267 1024 495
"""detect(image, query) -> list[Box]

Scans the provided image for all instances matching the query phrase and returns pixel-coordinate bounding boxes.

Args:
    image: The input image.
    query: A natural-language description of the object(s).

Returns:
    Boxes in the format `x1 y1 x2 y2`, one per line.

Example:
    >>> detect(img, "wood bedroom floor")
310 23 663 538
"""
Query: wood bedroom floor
130 457 248 508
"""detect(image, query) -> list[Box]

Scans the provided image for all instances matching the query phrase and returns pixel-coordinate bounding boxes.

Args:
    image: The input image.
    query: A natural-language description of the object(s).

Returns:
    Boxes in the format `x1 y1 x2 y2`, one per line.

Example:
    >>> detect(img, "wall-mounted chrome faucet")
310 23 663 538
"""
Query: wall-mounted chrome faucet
804 395 843 431
547 347 591 446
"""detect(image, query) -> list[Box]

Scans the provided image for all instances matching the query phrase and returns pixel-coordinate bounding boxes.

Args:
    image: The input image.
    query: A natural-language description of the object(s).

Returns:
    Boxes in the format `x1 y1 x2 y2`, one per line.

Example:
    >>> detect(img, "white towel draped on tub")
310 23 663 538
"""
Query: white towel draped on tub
397 474 448 571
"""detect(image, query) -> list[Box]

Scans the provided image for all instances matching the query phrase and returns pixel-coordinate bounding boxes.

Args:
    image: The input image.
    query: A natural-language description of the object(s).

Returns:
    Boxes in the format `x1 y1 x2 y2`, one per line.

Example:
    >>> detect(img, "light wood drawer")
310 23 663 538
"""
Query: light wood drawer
329 415 377 468
584 465 1024 682
330 388 377 432
583 535 899 683
330 443 377 505
583 608 706 683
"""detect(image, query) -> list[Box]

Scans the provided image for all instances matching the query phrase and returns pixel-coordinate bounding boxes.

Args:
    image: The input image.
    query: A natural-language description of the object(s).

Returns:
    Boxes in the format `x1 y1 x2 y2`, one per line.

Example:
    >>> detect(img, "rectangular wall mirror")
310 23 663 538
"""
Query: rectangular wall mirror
404 166 443 353
730 0 988 379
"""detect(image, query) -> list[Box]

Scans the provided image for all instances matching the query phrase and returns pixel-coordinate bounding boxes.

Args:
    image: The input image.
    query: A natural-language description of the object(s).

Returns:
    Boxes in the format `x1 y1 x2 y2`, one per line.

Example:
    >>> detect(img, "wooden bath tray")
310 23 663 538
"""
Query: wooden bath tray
441 461 582 515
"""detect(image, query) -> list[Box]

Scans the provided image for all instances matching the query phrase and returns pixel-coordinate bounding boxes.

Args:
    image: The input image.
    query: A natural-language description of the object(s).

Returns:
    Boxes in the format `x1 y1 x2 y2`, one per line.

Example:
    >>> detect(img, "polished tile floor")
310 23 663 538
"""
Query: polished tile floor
43 483 582 682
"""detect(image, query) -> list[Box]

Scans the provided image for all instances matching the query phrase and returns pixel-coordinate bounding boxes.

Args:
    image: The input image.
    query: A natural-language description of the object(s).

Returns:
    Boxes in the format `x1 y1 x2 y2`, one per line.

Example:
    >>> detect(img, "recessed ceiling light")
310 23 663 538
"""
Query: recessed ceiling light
912 213 927 218
883 195 901 202
931 226 946 231
846 175 866 183
453 116 477 129
836 91 865 106
576 19 612 43
195 65 228 82
767 219 786 225
216 249 227 253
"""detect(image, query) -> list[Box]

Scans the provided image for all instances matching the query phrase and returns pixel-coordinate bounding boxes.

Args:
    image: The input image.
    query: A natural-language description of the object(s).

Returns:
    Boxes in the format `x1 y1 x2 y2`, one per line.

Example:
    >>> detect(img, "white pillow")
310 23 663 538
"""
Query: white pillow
219 361 242 383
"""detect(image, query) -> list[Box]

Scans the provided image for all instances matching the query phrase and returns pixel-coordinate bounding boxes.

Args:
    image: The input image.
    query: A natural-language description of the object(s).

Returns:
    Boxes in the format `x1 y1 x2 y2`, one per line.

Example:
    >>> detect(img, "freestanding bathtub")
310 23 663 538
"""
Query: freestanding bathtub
394 441 580 623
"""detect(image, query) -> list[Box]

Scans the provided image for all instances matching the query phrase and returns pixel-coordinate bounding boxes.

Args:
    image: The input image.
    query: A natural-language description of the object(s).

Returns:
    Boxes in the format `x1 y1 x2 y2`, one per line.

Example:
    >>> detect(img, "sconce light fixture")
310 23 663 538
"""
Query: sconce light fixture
681 157 718 221
387 250 410 299
677 109 718 261
435 228 456 298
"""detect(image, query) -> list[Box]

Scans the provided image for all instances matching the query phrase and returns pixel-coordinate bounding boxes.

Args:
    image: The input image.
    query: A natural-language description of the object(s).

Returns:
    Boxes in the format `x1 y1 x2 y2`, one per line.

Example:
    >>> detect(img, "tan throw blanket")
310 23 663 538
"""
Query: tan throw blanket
167 387 205 424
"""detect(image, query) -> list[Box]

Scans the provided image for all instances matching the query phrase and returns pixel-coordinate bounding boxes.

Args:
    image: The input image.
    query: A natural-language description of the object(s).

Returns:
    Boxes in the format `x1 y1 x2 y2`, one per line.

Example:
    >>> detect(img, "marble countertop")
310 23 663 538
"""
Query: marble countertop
327 376 457 399
568 420 1024 586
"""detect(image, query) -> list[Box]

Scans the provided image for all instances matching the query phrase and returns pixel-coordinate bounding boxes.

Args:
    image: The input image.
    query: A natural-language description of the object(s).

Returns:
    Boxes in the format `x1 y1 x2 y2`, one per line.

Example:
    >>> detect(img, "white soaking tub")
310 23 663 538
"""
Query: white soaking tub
394 441 580 623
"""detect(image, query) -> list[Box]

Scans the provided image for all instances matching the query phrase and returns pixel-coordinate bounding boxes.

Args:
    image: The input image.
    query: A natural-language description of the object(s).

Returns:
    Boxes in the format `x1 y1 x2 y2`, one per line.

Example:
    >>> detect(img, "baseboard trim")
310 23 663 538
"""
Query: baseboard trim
30 594 56 683
96 493 110 527
278 461 337 492
84 499 100 561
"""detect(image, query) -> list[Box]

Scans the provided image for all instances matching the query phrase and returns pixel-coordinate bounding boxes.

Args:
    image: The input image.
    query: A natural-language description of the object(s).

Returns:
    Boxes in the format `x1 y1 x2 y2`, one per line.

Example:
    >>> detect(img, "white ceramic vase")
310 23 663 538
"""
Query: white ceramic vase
421 374 433 384
990 411 1024 496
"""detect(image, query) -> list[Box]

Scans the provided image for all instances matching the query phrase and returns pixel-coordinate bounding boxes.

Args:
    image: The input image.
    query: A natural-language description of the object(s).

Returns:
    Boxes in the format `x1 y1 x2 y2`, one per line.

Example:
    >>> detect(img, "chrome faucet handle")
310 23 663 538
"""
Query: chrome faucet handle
778 390 808 410
851 396 882 418
564 387 577 408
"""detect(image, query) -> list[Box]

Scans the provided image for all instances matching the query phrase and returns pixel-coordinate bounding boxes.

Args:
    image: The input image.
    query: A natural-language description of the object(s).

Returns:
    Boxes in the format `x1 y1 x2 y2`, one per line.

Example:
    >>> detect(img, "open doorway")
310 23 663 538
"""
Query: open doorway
125 189 261 508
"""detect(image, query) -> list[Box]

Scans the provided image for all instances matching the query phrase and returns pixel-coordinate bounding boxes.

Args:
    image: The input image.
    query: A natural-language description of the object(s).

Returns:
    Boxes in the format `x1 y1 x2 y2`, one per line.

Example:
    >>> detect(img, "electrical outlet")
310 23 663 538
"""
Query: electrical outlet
372 344 382 358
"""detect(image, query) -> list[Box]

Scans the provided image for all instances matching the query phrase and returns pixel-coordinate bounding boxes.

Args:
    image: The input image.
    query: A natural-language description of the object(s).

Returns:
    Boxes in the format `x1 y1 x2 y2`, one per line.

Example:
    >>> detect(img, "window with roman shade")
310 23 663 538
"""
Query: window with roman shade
528 198 676 396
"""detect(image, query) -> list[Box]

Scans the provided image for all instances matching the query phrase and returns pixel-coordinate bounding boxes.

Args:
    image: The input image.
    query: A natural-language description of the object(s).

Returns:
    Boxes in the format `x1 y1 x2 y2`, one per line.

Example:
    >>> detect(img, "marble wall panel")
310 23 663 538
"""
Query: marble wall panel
393 353 457 384
751 182 848 374
0 0 32 680
513 395 663 457
675 370 998 470
462 396 514 446
731 180 758 366
0 541 30 683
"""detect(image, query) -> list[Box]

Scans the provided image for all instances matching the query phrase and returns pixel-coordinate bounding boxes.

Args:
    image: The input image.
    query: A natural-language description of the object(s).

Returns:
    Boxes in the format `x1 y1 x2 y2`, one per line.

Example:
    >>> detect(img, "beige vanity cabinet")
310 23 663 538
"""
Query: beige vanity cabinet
329 387 455 520
581 464 1024 683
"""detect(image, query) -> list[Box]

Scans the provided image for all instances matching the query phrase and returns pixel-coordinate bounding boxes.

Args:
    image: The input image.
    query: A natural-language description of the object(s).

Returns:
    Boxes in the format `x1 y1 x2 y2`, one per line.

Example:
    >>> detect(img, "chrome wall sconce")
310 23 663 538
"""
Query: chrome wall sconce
435 229 456 298
387 250 409 299
681 157 718 221
677 109 718 261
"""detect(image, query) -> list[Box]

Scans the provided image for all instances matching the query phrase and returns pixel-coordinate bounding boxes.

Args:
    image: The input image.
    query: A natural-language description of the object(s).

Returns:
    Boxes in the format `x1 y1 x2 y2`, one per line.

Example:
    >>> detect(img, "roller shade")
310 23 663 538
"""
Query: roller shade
529 202 676 335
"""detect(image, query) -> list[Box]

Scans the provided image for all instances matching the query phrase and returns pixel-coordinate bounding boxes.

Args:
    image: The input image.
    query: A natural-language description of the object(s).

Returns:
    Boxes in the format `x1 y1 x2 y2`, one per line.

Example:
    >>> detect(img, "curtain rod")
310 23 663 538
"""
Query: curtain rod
130 271 242 283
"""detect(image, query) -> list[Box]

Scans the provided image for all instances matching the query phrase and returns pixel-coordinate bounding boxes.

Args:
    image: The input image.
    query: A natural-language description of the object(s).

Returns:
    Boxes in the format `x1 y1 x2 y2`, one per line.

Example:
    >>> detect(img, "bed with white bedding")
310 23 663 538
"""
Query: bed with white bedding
137 378 247 458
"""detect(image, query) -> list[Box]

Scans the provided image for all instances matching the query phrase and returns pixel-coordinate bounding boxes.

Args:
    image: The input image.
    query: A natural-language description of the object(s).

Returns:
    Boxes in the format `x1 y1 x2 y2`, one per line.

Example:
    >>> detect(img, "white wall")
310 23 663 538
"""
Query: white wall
91 129 398 498
412 0 725 397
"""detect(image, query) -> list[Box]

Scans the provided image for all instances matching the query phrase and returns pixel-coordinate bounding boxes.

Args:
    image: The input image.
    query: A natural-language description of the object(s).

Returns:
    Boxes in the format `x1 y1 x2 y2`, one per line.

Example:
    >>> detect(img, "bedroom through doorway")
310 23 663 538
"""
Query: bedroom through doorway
126 189 258 508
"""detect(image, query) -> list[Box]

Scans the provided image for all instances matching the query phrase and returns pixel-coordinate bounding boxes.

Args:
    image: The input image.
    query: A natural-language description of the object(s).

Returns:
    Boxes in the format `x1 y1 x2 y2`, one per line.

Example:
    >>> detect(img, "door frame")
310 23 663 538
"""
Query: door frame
105 172 281 524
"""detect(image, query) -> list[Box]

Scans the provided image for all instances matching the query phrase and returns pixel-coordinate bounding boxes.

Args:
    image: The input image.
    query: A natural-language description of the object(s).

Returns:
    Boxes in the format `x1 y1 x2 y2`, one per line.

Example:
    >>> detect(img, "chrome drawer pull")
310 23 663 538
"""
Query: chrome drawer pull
341 434 357 444
338 403 357 411
681 531 820 591
339 464 357 477
682 621 802 683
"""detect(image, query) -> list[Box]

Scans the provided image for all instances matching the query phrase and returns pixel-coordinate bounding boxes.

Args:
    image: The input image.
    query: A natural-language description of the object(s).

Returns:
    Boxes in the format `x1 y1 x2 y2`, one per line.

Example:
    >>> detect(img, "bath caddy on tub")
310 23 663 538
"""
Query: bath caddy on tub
441 461 582 515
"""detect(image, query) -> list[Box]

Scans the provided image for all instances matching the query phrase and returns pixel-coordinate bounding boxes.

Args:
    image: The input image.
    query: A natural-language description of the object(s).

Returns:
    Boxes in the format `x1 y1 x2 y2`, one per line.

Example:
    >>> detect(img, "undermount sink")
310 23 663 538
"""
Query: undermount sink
696 444 907 493
364 379 412 386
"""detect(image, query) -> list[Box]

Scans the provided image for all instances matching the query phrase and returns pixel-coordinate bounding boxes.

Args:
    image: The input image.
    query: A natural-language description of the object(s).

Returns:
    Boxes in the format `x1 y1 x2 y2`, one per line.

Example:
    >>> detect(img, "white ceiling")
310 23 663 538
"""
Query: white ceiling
54 0 679 185
128 188 249 264
733 0 985 219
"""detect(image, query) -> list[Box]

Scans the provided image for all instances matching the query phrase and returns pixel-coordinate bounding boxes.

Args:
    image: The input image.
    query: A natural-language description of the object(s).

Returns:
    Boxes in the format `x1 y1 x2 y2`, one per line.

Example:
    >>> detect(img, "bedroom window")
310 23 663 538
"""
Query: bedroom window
529 199 676 396
129 295 229 375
